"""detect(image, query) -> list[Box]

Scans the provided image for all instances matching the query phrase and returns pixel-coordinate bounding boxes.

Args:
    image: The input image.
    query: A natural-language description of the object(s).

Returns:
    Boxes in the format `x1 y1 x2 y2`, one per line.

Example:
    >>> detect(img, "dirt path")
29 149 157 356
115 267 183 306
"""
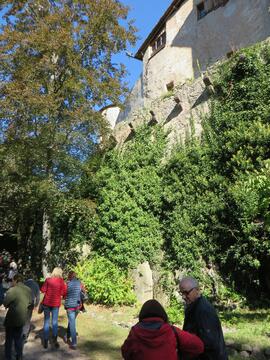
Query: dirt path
0 307 90 360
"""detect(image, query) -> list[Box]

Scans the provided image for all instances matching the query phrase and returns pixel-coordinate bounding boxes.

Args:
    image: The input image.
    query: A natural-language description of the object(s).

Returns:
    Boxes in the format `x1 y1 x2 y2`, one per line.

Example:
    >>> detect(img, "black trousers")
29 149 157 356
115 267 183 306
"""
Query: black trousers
5 326 24 360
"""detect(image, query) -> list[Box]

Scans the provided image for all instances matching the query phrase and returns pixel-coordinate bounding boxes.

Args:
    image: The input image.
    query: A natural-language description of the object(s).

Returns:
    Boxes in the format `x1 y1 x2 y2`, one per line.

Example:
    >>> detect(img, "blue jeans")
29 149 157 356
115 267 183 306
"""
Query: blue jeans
66 309 79 346
43 306 59 340
5 326 24 360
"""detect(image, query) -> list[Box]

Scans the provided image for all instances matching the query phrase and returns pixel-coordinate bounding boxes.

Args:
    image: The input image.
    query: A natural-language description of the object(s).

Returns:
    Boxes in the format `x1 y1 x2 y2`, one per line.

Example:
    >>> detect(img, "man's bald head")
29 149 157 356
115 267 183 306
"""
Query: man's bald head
179 276 200 304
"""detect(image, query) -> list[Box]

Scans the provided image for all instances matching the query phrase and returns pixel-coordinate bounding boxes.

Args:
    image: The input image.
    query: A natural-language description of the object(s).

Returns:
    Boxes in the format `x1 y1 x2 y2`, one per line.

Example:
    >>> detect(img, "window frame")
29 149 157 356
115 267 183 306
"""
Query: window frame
197 2 207 20
197 0 229 20
150 31 166 58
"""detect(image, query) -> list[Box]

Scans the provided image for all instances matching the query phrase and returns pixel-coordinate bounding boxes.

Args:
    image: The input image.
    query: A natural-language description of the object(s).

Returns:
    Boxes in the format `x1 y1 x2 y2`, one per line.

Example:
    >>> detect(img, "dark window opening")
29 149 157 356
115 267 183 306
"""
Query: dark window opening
197 0 229 20
166 81 174 92
197 2 207 20
151 31 166 56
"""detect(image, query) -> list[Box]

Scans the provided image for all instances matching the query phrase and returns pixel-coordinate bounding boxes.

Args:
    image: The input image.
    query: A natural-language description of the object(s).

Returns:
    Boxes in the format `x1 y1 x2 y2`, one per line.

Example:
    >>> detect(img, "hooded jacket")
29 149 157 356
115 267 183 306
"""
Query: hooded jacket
121 317 204 360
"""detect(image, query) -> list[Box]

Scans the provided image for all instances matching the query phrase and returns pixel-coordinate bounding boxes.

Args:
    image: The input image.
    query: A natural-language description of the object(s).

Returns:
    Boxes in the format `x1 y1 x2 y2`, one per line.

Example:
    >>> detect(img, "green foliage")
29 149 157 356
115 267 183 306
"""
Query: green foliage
0 0 136 273
162 140 224 281
203 43 270 295
161 42 270 300
74 256 136 306
92 125 166 268
166 296 184 324
75 42 270 304
2 16 270 306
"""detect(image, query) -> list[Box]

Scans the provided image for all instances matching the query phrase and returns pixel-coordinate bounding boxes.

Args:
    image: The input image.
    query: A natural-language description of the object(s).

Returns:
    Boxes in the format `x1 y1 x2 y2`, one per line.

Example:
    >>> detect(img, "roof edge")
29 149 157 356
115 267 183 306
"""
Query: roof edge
134 0 185 60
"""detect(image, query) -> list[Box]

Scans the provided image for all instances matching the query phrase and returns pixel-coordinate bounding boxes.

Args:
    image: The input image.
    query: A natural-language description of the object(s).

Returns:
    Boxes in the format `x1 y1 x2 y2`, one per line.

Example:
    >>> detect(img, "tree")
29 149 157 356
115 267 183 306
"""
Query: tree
0 0 136 275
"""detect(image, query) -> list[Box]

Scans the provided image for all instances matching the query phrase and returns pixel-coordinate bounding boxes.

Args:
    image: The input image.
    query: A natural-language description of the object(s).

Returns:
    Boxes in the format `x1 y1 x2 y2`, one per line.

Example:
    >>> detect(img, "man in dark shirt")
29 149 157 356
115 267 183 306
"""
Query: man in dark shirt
179 276 228 360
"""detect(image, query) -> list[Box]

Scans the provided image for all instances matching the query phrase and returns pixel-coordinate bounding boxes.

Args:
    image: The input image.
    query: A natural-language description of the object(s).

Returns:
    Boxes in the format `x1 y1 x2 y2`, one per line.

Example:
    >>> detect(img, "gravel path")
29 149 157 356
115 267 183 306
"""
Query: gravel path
0 308 89 360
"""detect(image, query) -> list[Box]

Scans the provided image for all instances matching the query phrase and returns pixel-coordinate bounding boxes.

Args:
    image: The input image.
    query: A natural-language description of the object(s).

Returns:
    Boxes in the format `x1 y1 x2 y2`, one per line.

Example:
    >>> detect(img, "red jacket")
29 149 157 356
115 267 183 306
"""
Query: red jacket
41 277 67 307
121 317 204 360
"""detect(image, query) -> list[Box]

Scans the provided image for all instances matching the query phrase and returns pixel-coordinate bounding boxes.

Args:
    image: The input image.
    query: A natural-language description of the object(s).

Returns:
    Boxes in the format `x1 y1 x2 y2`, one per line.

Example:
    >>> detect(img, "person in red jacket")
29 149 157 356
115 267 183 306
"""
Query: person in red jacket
121 299 204 360
40 267 67 349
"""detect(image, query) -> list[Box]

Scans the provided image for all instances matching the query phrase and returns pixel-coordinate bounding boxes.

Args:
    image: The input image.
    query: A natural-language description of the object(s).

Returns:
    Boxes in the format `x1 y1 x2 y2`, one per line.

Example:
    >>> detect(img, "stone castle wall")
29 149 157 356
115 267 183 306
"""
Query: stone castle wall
116 0 270 124
113 70 211 151
143 0 270 102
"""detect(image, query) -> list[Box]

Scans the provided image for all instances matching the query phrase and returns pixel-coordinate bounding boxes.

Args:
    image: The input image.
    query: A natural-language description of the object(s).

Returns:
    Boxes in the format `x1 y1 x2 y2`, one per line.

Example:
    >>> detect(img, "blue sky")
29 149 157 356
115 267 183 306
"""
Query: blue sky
118 0 172 89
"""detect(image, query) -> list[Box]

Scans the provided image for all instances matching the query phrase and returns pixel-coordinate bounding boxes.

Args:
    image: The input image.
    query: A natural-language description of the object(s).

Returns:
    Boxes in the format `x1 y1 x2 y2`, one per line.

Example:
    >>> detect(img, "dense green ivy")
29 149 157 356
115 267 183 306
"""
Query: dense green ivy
93 126 166 268
76 42 270 304
162 43 270 300
204 43 270 297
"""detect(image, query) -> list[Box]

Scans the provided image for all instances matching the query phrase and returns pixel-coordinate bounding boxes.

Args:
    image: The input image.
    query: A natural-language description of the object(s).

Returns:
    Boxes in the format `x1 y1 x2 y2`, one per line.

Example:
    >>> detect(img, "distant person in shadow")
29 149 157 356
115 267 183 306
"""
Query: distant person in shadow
3 273 32 360
121 299 204 360
41 267 67 349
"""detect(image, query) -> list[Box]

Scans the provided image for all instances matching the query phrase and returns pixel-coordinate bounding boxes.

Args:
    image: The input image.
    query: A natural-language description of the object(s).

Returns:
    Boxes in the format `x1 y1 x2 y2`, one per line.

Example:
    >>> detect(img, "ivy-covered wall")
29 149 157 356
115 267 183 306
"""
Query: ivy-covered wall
89 41 270 305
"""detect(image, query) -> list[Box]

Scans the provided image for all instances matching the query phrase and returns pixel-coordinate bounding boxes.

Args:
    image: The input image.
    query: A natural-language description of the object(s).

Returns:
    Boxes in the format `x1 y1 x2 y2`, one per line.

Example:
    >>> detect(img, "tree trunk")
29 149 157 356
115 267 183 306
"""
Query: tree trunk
42 208 51 278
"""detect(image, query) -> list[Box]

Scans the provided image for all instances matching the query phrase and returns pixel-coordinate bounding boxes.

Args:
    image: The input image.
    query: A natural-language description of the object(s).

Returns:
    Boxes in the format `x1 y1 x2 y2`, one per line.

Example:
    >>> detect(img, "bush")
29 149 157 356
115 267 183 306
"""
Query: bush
74 256 136 306
166 296 184 325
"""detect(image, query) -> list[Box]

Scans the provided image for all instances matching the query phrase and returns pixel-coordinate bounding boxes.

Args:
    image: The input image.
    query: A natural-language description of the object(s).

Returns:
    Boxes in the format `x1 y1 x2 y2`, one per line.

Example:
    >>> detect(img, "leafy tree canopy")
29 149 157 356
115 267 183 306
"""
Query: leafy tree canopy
0 0 136 272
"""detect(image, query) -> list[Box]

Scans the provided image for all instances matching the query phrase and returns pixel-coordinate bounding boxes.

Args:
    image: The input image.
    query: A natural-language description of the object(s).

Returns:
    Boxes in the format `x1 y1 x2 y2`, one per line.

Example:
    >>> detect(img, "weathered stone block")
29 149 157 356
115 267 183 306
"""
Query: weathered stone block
242 344 253 353
240 350 251 358
225 339 235 347
132 262 153 304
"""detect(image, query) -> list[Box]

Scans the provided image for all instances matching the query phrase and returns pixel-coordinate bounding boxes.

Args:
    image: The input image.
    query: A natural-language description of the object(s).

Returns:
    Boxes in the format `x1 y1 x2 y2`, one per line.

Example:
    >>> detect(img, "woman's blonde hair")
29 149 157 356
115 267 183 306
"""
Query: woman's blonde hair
51 267 63 278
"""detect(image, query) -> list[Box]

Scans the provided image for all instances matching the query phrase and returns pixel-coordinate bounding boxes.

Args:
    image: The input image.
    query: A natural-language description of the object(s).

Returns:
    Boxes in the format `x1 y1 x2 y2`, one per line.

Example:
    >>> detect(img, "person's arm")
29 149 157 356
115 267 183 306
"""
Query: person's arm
61 280 67 298
174 327 204 358
3 288 14 308
196 308 221 353
34 282 40 307
40 279 48 294
121 330 135 360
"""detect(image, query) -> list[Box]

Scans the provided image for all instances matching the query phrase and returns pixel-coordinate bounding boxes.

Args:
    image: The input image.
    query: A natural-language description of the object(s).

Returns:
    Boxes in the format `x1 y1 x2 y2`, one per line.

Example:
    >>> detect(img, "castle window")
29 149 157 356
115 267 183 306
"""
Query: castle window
151 31 166 56
197 2 207 20
166 81 174 92
197 0 229 20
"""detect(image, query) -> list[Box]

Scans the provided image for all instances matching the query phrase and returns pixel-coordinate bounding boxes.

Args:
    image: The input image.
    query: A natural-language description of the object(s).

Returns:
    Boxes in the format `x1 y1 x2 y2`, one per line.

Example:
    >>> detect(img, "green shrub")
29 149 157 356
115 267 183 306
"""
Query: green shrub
166 296 184 325
74 256 136 306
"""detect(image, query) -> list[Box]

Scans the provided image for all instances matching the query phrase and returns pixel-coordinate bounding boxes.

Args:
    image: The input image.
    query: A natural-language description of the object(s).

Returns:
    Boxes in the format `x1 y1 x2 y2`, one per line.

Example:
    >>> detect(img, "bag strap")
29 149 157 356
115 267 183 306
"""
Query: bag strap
171 325 181 360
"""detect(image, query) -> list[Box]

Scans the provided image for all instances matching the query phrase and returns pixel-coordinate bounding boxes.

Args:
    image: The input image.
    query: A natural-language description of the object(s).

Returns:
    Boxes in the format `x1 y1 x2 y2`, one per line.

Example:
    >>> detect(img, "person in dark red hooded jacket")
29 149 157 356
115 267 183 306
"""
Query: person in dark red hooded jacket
121 299 204 360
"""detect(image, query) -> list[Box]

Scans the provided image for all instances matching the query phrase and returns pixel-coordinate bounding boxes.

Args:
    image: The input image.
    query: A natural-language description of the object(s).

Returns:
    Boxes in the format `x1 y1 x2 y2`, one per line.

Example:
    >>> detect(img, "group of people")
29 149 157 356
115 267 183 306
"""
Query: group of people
121 276 228 360
2 265 227 360
0 255 18 304
2 267 85 360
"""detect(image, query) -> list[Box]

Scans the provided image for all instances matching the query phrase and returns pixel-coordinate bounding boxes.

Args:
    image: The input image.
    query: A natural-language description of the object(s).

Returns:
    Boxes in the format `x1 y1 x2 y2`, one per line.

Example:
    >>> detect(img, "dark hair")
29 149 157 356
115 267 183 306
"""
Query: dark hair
68 271 77 280
139 299 168 322
13 274 23 283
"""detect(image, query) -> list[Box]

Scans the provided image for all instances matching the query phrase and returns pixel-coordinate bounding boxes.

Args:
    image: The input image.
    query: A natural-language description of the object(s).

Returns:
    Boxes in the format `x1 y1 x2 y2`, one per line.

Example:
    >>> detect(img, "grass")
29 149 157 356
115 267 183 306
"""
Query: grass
70 305 270 359
60 305 136 360
11 304 269 360
220 308 270 358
